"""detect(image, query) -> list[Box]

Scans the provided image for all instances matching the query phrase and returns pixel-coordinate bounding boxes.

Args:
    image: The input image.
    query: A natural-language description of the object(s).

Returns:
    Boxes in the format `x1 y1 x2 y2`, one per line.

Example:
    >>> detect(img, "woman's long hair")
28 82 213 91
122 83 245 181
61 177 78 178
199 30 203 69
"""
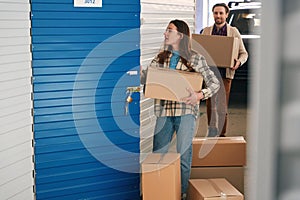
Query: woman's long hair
158 19 194 71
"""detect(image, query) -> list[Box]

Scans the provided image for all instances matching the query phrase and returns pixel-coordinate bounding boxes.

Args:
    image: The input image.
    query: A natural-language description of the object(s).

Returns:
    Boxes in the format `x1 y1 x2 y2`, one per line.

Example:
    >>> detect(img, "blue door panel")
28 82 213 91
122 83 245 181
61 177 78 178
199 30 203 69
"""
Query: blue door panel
33 87 126 100
32 19 140 28
33 107 140 123
32 41 137 51
32 12 138 20
37 177 140 200
34 125 139 139
36 171 139 190
35 155 139 172
47 190 140 200
36 182 140 200
31 4 140 13
35 145 140 165
31 0 137 4
32 50 139 60
33 65 139 76
34 114 140 132
32 1 141 199
41 187 140 200
34 133 140 153
34 101 140 116
33 78 140 92
35 162 127 183
33 94 139 112
32 57 139 68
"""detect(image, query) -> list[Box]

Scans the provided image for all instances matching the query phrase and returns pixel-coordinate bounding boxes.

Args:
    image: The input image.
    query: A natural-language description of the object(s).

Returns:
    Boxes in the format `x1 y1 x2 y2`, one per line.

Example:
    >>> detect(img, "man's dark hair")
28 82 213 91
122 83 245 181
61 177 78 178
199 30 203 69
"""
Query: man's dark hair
212 3 230 13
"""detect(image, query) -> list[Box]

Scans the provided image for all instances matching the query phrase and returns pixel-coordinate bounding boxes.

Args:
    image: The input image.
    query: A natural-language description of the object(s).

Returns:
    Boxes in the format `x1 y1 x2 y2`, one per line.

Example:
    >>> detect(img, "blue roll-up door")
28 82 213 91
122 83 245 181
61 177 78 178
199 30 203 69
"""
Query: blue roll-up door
31 1 141 199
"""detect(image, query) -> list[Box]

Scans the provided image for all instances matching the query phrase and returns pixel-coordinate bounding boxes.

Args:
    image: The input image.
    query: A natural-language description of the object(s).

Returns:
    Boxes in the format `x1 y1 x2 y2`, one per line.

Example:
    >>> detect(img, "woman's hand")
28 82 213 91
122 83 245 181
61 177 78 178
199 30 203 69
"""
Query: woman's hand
181 88 203 106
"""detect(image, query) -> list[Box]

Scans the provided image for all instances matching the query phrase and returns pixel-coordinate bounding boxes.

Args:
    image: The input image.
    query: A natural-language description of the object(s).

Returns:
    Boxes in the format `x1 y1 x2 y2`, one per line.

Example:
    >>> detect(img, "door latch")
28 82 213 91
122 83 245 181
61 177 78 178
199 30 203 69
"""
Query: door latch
124 86 141 115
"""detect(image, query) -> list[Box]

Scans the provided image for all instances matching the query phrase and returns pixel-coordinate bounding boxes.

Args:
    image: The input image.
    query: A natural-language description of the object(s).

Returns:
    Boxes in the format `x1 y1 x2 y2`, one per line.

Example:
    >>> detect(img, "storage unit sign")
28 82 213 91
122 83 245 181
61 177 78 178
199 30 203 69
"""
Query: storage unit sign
74 0 102 7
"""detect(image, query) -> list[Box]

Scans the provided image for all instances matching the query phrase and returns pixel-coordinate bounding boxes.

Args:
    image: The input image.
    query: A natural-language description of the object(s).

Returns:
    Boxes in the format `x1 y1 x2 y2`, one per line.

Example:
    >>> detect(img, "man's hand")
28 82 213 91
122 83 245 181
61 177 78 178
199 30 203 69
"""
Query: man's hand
181 88 203 106
232 58 241 70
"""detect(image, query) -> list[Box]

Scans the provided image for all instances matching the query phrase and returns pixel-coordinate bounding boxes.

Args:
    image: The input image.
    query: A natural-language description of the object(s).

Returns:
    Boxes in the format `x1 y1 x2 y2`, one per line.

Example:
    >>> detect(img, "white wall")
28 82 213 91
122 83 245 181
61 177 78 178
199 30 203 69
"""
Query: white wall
0 1 34 199
140 0 195 159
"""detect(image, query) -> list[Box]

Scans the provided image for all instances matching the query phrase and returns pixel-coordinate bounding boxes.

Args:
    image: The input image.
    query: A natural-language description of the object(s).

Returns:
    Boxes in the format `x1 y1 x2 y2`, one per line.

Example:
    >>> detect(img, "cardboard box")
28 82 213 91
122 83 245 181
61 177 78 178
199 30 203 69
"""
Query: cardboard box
144 66 203 101
187 178 244 200
190 166 245 194
142 153 181 200
192 34 239 68
192 137 246 167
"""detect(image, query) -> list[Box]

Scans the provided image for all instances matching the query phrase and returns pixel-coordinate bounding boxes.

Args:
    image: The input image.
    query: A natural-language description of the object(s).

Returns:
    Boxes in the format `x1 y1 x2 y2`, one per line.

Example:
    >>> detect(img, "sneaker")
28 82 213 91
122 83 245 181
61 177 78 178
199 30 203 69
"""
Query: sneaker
181 193 187 200
207 127 219 137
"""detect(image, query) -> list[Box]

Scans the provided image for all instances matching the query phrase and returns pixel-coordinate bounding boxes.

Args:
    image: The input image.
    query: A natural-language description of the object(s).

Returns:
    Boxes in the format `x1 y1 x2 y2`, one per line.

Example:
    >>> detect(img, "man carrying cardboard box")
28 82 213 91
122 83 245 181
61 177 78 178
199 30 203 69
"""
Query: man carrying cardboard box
201 3 248 137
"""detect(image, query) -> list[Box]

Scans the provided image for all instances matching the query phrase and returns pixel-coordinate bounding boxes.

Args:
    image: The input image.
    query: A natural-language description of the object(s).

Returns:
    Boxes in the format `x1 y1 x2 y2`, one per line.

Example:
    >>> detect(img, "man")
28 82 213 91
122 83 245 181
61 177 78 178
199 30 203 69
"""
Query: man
202 3 248 137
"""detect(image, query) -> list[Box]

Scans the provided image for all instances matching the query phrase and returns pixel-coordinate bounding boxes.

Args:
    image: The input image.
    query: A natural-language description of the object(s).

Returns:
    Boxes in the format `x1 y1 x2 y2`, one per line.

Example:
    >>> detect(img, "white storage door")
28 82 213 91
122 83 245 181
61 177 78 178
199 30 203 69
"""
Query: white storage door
0 1 34 200
140 0 195 157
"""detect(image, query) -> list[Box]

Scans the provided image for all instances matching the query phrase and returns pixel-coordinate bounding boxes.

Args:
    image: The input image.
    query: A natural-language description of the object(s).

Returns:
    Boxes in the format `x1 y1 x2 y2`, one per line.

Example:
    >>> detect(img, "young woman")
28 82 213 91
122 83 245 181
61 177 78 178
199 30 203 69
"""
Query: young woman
141 19 220 198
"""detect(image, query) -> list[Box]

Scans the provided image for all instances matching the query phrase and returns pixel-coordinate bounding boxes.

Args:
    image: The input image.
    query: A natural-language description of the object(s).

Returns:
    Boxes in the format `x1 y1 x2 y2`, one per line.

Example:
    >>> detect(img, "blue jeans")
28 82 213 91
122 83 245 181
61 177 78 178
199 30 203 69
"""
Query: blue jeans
153 114 196 193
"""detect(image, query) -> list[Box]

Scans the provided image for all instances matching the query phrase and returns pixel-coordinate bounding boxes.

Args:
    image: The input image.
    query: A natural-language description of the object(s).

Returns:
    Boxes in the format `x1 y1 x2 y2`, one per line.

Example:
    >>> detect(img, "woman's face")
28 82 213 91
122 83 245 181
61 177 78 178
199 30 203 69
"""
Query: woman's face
164 23 182 50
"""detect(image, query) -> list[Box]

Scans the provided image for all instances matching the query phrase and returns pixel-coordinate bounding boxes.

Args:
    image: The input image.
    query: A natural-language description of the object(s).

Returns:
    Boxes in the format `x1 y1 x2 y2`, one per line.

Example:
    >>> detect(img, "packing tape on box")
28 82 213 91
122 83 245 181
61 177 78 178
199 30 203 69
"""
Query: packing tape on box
208 179 228 199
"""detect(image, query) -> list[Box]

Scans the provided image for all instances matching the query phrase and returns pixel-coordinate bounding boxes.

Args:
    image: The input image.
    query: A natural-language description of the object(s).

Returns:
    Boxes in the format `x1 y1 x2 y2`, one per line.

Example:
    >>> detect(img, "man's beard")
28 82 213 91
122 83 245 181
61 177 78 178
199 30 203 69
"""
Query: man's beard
215 19 223 25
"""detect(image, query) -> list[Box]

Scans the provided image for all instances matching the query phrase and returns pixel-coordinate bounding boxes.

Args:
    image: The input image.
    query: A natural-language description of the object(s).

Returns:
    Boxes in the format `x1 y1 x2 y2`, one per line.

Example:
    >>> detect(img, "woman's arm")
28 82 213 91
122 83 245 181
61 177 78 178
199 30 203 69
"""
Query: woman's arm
193 54 220 99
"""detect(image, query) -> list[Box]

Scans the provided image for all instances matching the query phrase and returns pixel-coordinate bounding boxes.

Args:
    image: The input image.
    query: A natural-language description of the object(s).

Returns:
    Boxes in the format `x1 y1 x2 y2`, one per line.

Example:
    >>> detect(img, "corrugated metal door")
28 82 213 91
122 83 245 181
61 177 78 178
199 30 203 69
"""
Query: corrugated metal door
0 1 34 200
31 0 141 199
140 0 195 157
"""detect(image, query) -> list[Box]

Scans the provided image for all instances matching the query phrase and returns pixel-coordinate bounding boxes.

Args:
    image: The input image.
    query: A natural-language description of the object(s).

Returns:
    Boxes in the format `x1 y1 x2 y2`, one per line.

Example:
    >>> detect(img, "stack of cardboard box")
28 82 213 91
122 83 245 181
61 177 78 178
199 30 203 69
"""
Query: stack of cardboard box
141 137 246 200
190 137 246 194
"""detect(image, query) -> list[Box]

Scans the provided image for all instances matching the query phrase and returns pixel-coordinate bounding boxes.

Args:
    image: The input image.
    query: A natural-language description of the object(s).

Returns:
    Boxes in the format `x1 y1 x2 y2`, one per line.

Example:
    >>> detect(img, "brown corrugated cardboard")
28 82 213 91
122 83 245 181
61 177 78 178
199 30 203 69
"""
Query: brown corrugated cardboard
187 178 244 200
142 153 181 200
144 66 203 101
190 166 245 194
192 136 246 167
192 34 239 68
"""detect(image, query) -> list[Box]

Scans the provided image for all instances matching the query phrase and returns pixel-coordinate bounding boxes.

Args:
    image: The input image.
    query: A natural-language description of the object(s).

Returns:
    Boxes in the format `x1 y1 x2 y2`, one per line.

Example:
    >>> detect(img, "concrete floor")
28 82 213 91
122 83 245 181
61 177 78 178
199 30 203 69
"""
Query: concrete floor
195 102 248 139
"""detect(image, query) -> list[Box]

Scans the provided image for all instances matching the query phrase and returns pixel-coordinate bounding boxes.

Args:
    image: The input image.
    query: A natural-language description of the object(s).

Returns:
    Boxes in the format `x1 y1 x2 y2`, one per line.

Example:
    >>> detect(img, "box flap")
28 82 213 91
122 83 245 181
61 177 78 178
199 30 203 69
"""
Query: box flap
189 179 220 197
189 179 243 198
143 153 180 164
142 154 168 174
143 153 162 164
160 153 180 164
209 178 243 197
193 136 246 144
142 153 180 173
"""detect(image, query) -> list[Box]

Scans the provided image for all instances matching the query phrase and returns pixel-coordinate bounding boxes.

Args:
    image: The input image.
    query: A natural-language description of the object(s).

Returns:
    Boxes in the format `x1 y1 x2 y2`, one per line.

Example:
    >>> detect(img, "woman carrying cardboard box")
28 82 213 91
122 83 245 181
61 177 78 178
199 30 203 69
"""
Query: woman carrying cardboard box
141 19 220 199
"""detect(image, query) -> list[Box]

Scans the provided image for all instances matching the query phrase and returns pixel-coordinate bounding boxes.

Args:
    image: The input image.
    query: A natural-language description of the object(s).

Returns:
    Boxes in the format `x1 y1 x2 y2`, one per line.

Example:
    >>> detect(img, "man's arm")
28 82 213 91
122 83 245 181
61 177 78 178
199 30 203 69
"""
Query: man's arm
233 27 248 67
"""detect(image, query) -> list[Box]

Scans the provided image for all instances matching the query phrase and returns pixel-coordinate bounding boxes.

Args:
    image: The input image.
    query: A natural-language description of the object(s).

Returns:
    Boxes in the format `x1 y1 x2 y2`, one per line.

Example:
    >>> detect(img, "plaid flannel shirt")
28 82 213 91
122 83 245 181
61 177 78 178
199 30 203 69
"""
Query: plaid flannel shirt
142 51 220 118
